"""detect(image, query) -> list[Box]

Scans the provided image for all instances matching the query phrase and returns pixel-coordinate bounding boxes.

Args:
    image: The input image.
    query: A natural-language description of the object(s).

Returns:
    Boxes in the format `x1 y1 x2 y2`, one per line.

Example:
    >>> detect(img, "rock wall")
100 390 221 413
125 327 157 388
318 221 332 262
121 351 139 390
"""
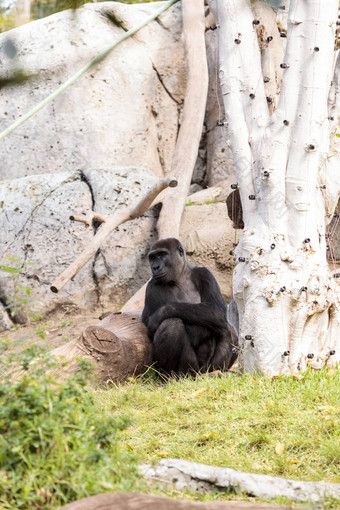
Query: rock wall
0 2 185 180
0 167 159 318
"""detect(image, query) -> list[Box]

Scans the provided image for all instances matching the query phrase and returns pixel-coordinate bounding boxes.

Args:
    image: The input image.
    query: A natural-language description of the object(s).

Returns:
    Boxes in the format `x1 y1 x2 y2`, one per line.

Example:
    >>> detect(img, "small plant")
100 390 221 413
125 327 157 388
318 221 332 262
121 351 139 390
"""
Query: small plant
0 349 139 509
0 257 32 322
185 198 219 207
0 256 43 326
58 320 73 328
0 336 11 354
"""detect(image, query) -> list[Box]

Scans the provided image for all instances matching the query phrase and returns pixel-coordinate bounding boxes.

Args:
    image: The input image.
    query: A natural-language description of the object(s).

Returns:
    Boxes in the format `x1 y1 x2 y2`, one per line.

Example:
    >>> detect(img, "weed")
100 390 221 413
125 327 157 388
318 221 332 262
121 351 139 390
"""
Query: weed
0 256 38 324
58 320 73 328
185 198 219 207
0 349 139 509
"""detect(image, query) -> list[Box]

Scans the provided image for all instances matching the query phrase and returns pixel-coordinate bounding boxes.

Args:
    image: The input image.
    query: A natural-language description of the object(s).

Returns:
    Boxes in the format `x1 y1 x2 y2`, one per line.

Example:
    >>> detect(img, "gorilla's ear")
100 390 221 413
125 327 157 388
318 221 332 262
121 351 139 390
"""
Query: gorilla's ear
177 245 184 256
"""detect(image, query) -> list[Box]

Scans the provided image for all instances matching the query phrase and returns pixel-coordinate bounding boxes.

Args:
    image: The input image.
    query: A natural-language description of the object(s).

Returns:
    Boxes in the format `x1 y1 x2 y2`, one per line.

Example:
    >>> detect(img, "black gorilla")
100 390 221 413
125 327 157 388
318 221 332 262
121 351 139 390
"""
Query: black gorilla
142 238 237 375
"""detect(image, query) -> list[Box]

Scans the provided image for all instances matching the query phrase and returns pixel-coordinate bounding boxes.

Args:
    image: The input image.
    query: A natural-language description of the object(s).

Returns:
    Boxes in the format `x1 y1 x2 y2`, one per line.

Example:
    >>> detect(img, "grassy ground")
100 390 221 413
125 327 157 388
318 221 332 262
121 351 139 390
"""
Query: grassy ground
96 367 340 506
0 338 339 509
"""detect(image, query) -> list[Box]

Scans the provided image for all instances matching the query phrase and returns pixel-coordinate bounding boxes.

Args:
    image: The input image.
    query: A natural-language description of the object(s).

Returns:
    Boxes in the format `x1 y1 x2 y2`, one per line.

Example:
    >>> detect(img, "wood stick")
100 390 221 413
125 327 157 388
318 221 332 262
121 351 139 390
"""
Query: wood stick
50 176 177 293
69 212 108 226
156 0 209 239
107 0 209 313
115 0 208 312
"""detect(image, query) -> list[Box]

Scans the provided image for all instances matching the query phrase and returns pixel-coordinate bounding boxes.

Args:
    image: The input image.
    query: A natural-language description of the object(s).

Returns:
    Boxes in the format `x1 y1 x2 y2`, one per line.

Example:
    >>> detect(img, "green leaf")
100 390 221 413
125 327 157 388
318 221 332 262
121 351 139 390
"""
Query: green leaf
0 265 21 273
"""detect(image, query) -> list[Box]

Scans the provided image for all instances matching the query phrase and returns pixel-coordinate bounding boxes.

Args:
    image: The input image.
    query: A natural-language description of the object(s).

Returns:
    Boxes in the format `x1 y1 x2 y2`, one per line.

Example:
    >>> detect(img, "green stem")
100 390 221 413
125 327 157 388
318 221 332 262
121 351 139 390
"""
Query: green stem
0 0 179 141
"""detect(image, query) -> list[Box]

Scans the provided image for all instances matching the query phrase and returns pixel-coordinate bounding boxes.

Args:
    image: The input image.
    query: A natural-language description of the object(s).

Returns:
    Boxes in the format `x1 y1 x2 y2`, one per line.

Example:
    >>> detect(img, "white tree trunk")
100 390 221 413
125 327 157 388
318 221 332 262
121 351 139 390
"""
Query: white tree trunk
211 0 340 375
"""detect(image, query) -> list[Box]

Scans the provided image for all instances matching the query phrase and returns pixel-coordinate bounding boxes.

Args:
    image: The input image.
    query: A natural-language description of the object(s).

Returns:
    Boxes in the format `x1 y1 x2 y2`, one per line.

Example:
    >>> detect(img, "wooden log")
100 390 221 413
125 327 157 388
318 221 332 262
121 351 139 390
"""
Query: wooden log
59 492 291 510
186 178 236 205
49 312 152 384
142 459 340 503
121 283 148 313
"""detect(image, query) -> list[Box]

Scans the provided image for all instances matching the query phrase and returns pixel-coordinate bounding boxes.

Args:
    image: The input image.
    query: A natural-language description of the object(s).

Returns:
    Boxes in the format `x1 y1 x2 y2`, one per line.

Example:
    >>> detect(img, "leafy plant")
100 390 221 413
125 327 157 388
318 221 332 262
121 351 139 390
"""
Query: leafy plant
0 349 139 509
0 257 34 322
0 256 48 336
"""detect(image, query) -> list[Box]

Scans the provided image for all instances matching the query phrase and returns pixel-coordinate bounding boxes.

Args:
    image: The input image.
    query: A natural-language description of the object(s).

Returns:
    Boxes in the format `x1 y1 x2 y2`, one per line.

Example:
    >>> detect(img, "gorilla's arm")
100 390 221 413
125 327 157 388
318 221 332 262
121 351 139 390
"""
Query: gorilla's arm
147 303 227 337
147 267 228 337
141 280 166 328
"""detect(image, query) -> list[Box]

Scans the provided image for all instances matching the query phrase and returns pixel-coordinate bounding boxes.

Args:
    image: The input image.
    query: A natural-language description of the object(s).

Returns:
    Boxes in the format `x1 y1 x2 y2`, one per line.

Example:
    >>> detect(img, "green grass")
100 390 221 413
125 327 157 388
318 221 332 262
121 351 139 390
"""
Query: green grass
185 198 219 206
96 368 340 504
1 345 339 509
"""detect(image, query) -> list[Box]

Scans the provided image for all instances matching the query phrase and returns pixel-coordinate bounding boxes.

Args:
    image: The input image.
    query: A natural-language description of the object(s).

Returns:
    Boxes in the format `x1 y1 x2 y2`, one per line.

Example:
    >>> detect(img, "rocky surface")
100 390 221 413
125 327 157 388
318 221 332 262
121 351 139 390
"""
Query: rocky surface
0 2 185 180
0 167 158 325
180 202 240 302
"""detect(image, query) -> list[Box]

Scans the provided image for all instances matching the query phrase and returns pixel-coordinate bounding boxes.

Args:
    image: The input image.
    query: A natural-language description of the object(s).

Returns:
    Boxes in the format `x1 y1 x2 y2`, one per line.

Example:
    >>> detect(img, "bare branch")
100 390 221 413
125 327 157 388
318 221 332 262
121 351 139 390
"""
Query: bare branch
328 50 340 134
186 177 235 205
252 0 285 112
50 176 177 294
284 0 338 243
157 0 208 239
69 212 108 226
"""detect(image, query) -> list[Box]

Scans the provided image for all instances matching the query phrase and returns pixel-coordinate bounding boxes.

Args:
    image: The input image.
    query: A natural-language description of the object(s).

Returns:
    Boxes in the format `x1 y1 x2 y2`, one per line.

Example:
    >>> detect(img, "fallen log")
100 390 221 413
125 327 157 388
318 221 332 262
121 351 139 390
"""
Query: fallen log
141 459 340 503
60 492 291 510
49 312 152 384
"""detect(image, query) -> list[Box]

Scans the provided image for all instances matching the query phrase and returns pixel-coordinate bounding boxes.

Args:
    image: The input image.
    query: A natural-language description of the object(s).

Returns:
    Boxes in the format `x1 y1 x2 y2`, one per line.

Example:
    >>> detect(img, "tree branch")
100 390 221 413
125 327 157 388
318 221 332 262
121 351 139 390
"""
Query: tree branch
156 0 208 239
211 0 269 226
252 0 285 112
284 0 338 244
50 177 177 294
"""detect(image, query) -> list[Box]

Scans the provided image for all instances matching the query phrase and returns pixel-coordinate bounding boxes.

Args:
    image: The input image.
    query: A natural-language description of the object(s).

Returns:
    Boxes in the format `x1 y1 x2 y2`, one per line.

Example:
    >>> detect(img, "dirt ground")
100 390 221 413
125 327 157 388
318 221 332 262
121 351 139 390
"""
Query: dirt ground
0 306 106 355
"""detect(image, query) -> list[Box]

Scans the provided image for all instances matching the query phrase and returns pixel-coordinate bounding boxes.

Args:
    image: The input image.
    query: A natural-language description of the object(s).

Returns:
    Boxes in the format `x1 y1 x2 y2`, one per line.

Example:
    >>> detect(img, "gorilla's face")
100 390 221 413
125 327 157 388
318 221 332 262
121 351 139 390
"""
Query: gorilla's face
148 238 185 284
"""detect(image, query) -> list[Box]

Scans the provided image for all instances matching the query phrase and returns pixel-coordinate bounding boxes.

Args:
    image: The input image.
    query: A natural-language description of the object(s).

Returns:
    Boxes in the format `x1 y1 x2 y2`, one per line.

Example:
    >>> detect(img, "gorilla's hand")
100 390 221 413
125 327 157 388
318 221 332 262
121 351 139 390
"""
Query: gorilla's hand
147 305 174 338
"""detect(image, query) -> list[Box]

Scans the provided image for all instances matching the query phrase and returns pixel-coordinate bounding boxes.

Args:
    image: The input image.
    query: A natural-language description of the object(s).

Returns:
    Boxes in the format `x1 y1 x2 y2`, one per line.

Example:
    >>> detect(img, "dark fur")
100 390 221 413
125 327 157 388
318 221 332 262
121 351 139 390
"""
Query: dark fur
142 238 237 375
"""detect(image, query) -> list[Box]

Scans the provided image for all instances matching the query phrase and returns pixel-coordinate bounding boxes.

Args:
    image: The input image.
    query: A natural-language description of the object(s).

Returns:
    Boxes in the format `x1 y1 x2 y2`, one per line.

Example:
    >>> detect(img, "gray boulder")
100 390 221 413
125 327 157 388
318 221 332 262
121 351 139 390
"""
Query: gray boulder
0 167 158 325
0 2 185 181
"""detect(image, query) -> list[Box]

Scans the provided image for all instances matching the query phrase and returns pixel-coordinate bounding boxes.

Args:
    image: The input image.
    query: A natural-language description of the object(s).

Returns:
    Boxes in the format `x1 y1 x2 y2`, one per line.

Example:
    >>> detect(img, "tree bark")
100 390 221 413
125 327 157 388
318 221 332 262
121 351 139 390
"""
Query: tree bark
212 0 340 375
251 1 285 112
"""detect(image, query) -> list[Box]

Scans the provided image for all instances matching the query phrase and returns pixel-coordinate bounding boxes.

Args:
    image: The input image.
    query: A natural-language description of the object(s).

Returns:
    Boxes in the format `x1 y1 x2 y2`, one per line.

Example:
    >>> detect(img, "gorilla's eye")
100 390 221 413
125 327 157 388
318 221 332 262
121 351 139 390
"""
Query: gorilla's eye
178 246 184 256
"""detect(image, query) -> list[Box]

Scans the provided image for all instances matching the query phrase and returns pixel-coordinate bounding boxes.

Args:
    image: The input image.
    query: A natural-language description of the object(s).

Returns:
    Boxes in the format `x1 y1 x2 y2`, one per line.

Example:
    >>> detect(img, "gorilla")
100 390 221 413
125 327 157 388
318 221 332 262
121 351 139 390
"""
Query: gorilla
142 238 237 375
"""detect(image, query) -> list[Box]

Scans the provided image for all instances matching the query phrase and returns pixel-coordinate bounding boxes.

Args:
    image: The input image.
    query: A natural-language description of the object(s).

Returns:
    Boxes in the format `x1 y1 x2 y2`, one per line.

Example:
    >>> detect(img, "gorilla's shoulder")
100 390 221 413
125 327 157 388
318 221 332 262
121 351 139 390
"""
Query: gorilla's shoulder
191 265 215 280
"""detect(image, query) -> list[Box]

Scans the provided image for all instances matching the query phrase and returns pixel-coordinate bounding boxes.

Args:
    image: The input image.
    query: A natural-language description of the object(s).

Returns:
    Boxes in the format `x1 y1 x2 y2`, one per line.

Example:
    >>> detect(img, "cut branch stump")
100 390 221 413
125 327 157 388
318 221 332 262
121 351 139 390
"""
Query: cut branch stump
49 312 152 384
